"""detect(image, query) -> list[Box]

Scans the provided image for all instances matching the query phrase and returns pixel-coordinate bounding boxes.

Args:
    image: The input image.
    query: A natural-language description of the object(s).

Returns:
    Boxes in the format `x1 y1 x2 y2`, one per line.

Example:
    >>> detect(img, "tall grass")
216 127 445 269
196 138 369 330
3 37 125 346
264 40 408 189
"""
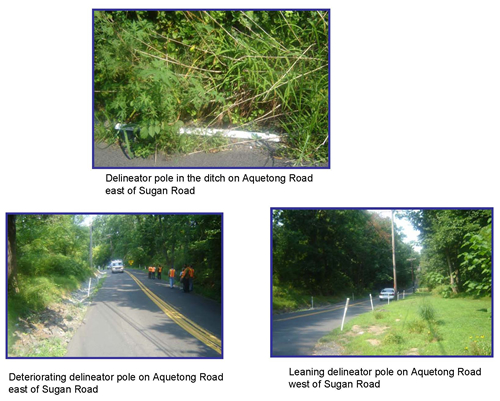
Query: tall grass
94 10 329 163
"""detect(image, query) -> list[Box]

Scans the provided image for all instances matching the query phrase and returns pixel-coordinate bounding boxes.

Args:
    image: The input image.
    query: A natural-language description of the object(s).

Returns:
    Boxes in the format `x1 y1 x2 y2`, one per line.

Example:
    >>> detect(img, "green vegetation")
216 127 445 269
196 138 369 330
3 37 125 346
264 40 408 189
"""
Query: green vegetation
94 10 329 164
273 210 419 312
406 210 492 297
318 294 491 356
8 215 93 316
273 285 344 313
14 338 67 358
91 214 222 301
7 214 222 355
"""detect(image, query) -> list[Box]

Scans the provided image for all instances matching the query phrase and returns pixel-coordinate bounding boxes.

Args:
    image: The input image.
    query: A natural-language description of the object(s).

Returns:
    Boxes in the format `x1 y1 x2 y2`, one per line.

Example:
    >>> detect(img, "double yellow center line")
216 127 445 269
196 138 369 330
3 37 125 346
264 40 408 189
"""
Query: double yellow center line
126 271 221 354
274 299 370 322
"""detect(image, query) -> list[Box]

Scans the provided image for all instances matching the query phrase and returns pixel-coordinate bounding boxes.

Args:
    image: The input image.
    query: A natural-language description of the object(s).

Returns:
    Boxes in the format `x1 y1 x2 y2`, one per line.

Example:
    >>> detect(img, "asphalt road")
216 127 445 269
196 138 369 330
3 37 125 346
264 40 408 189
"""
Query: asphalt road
66 269 221 358
94 141 308 168
272 294 411 356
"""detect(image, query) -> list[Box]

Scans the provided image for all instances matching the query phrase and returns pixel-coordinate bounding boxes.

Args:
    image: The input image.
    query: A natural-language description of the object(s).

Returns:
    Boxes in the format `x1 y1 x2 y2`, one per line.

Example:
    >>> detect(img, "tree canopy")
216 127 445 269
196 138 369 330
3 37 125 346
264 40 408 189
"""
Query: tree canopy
273 209 418 297
91 214 222 299
406 209 492 297
8 214 222 311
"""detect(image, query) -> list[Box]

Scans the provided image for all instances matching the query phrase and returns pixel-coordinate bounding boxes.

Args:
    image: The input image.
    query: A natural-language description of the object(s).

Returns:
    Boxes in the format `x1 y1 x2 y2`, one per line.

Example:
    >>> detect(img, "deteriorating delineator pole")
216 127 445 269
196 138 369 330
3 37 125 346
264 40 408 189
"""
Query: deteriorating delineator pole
391 210 397 294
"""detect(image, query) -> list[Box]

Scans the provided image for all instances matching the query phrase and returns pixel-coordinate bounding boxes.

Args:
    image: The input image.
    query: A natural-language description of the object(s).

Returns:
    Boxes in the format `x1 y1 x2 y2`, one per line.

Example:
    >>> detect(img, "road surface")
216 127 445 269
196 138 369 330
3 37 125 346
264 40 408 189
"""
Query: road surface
93 141 327 168
272 292 413 356
66 269 221 358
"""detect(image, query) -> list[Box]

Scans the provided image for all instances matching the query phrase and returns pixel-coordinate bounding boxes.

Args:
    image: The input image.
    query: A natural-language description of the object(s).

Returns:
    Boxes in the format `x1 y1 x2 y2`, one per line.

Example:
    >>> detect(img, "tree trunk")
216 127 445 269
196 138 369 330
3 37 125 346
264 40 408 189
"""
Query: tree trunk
445 251 458 294
8 215 19 293
170 240 176 269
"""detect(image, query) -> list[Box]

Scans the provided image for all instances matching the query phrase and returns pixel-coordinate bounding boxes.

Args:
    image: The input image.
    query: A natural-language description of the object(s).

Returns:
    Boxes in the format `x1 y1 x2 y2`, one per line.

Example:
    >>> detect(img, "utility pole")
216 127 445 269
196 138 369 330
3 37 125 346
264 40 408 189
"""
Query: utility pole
391 210 397 293
407 257 416 292
89 223 93 269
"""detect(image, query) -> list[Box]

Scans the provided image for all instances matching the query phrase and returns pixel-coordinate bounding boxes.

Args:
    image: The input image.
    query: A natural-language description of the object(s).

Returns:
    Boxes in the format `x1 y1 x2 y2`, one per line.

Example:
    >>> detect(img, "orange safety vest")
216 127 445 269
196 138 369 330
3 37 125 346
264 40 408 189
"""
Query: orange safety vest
169 268 175 277
158 266 162 273
152 266 156 272
188 267 194 278
148 266 153 272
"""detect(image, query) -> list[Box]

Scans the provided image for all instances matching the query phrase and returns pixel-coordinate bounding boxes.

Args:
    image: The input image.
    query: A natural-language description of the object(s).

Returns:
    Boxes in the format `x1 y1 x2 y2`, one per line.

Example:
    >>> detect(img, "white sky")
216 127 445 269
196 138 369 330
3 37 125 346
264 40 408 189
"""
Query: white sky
368 210 422 252
81 215 97 227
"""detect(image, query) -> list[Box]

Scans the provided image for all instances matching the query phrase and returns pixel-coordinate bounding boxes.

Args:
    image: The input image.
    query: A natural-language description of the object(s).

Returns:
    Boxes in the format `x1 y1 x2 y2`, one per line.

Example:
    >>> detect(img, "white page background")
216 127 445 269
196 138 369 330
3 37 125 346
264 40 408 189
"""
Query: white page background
1 1 499 399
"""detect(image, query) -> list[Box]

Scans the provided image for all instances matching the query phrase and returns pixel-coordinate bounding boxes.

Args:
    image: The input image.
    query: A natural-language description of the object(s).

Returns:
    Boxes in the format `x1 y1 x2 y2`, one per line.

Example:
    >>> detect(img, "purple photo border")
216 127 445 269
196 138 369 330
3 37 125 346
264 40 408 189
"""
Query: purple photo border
5 212 224 360
91 9 330 170
270 207 494 358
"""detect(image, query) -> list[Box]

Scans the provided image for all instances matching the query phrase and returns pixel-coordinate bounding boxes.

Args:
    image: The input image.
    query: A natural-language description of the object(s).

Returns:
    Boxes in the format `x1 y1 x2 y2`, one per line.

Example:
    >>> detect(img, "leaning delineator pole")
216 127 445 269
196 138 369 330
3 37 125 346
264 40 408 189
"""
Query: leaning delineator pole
369 294 374 311
340 298 350 331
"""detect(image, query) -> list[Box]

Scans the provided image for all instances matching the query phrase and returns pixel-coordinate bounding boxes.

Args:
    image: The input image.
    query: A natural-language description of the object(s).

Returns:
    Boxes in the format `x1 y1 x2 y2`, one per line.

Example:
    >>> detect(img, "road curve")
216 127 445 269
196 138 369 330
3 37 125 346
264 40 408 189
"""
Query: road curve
272 297 376 356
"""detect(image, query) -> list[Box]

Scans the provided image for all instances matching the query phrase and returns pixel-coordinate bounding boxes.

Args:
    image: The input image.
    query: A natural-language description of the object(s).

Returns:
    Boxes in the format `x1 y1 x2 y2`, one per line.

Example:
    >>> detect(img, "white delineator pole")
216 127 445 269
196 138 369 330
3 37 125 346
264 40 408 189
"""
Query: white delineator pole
87 278 92 297
311 296 314 310
403 290 405 300
369 294 374 311
340 298 350 331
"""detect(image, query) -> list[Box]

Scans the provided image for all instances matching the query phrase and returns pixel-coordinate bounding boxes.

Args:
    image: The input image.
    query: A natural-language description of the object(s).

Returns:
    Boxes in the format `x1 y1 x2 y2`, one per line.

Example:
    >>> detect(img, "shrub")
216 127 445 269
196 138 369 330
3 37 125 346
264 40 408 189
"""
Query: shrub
419 299 436 322
465 336 491 356
383 333 405 345
431 284 454 298
407 319 426 334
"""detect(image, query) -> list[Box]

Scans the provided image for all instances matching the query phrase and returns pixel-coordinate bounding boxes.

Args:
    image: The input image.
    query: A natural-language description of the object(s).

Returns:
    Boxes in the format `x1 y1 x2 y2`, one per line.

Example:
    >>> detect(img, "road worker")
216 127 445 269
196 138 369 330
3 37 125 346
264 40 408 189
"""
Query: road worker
168 267 176 289
157 265 163 280
151 265 156 279
180 265 190 293
188 265 194 292
148 266 153 279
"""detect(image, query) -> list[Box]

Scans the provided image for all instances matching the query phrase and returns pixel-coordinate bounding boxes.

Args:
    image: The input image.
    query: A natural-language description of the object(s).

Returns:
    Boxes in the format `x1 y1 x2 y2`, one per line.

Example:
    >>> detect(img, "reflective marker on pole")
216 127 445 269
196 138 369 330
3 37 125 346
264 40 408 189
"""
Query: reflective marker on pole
341 298 350 331
369 294 374 311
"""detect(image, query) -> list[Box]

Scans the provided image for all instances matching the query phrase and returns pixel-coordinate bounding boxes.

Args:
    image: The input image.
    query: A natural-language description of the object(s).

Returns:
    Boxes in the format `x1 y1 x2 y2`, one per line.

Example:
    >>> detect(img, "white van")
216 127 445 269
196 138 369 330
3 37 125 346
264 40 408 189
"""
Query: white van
111 260 124 273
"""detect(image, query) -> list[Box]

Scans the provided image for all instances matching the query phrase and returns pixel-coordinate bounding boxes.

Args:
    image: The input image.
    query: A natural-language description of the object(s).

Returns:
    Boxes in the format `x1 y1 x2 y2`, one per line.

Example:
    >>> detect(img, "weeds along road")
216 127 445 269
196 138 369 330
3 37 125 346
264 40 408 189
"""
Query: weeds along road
65 270 221 358
272 293 414 356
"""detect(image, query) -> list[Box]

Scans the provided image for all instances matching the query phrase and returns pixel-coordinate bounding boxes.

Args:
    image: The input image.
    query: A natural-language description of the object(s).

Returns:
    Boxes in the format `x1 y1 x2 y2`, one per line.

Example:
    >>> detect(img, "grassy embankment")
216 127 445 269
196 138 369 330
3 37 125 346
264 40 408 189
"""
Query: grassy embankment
8 273 102 357
273 285 347 313
318 293 491 356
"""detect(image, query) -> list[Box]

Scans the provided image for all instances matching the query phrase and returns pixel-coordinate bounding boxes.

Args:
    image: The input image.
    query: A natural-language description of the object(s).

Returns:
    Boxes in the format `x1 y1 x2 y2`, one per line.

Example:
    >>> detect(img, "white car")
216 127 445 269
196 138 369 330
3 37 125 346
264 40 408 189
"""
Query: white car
111 260 124 273
379 288 395 301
